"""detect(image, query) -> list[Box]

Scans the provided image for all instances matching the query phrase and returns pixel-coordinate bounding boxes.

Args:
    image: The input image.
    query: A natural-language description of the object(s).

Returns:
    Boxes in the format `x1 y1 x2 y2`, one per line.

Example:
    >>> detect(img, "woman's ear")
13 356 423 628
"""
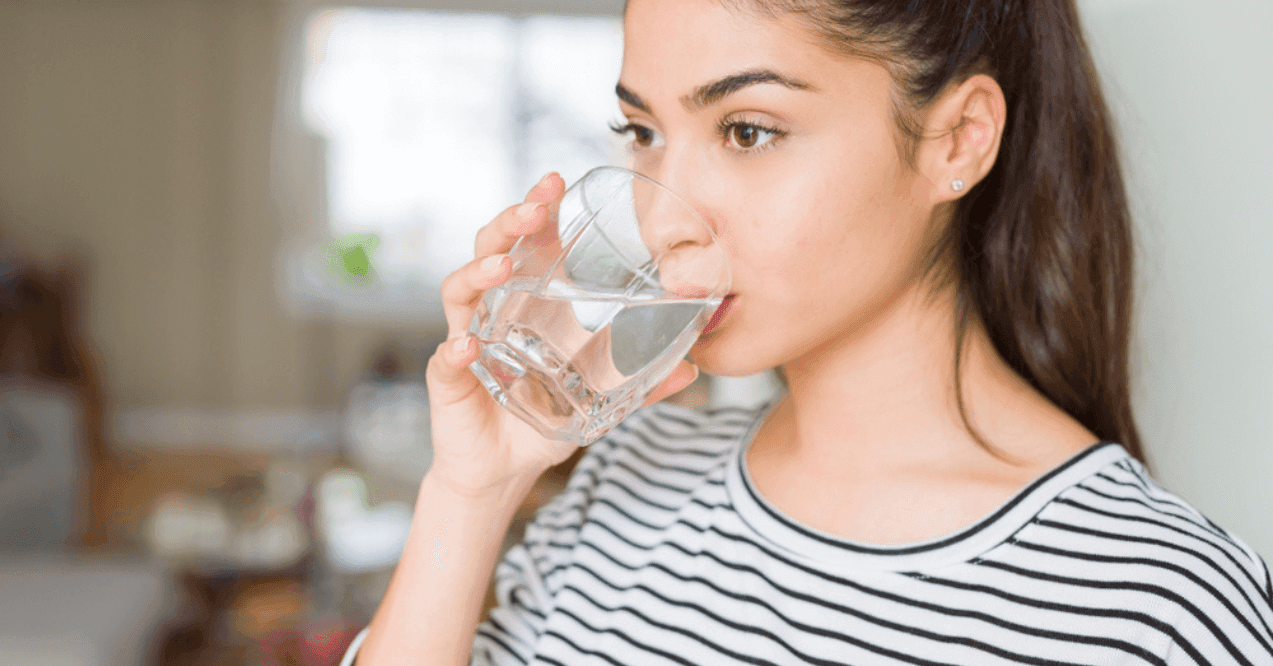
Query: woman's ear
915 74 1007 203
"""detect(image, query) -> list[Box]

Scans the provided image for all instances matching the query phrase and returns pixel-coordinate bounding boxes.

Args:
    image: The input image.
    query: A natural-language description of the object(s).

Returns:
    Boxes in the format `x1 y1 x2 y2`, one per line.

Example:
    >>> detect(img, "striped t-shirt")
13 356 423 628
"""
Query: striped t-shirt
345 400 1273 665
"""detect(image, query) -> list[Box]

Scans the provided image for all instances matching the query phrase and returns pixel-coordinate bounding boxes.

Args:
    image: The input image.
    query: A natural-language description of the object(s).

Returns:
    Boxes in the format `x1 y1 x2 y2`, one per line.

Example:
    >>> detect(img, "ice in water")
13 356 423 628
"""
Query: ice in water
469 276 718 445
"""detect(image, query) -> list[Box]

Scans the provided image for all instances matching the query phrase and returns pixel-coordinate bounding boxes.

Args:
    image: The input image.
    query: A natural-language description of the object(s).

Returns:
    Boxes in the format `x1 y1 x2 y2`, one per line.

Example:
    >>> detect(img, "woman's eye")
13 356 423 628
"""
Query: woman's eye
609 121 663 149
726 123 778 150
632 126 656 147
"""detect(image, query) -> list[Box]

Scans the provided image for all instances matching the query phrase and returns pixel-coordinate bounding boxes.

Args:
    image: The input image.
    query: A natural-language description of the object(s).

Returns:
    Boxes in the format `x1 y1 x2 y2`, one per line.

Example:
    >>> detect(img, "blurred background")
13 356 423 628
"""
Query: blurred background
0 0 1269 664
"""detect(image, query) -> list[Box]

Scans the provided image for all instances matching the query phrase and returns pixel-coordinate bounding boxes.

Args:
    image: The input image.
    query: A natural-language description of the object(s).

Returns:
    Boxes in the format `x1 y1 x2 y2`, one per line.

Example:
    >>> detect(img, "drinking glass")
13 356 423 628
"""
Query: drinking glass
468 166 730 446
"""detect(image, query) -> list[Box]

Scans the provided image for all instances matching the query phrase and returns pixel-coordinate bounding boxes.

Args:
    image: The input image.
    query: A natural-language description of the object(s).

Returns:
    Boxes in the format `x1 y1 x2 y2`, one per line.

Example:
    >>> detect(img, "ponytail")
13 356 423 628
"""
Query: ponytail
958 0 1142 462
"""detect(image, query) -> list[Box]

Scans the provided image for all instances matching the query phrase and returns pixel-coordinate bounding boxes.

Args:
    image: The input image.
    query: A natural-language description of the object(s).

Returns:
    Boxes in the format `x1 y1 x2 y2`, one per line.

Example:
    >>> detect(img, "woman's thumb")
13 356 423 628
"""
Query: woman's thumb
426 335 483 407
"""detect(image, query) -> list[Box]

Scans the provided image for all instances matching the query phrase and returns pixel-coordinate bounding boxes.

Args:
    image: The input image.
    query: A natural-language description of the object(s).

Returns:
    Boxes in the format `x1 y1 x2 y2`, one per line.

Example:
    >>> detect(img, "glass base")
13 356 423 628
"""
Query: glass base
469 340 635 447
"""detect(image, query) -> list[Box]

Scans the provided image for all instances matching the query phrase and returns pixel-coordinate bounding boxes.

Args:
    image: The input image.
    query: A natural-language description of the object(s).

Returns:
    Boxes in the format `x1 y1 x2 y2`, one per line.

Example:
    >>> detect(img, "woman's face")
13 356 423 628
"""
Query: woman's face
618 0 943 377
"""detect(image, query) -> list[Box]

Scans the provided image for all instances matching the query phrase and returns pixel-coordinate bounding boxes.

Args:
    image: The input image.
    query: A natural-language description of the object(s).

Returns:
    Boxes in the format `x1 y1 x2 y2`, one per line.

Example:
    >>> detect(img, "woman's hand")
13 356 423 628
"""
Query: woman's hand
424 172 701 498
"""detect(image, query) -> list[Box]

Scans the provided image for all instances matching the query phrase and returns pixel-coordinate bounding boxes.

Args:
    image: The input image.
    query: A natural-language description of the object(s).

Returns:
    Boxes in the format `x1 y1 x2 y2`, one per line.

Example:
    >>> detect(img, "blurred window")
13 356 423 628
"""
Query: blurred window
293 8 625 321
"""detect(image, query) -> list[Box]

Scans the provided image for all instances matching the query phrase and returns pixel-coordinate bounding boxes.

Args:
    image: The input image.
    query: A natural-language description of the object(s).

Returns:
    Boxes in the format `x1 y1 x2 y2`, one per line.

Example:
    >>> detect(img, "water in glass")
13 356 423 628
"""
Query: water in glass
469 275 719 446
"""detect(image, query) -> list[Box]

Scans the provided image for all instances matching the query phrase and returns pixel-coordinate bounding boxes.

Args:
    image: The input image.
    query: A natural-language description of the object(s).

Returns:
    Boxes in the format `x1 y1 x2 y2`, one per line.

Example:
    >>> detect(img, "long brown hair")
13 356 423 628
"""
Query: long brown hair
735 0 1144 462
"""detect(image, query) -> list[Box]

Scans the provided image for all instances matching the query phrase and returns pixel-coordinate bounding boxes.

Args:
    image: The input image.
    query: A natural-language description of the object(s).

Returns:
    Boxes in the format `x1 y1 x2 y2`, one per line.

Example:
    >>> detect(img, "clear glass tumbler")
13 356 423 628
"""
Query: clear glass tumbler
468 166 730 446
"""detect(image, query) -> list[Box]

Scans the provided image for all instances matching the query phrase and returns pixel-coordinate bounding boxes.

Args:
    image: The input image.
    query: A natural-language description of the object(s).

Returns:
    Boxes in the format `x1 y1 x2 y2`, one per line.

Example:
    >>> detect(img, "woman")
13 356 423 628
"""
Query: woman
347 0 1273 663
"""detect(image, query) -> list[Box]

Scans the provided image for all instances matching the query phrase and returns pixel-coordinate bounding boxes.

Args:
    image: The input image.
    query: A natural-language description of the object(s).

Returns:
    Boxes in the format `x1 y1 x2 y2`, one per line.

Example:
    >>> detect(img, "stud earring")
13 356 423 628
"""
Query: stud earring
951 179 965 192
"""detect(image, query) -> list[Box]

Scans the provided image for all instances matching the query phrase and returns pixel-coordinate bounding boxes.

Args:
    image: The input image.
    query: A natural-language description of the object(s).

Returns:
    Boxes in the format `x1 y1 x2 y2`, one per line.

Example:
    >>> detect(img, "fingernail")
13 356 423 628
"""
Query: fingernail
453 336 471 356
481 254 506 272
517 202 541 218
536 172 553 187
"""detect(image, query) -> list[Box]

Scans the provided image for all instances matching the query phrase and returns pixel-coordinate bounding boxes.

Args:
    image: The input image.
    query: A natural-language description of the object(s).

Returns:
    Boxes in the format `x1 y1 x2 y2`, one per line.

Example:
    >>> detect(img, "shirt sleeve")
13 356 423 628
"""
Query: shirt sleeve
337 435 614 666
470 437 613 664
339 627 368 666
1158 537 1273 664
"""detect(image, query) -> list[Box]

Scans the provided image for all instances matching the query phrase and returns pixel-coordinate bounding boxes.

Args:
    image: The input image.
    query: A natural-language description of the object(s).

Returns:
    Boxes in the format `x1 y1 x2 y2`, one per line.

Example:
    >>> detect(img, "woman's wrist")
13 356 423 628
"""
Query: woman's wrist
423 462 548 507
358 465 543 665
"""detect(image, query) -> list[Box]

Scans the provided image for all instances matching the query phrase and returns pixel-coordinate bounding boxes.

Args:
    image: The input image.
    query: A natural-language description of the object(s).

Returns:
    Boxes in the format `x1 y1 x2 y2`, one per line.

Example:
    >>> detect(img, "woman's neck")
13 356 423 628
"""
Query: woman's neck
769 280 1094 479
744 281 1097 545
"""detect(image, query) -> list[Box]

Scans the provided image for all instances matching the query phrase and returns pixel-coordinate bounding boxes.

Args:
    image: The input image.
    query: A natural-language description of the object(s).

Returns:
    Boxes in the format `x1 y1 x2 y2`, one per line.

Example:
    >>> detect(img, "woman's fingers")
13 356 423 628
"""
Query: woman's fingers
474 173 565 258
474 201 546 259
432 173 567 392
425 334 483 409
439 252 511 337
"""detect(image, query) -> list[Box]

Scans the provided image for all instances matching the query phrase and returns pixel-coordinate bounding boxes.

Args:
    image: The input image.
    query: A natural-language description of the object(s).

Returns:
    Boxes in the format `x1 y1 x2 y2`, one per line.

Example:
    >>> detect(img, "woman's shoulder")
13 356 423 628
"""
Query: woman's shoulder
1039 452 1273 612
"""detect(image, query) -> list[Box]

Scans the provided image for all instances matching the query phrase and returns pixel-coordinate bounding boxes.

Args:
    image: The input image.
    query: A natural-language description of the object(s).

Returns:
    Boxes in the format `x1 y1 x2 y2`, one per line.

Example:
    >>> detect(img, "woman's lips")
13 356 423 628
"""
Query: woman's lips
702 295 736 335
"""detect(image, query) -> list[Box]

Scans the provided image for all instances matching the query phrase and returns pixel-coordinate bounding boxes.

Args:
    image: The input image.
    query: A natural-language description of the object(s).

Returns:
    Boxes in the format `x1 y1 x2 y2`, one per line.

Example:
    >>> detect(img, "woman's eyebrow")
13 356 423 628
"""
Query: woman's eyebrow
615 68 816 115
615 82 652 113
683 69 816 110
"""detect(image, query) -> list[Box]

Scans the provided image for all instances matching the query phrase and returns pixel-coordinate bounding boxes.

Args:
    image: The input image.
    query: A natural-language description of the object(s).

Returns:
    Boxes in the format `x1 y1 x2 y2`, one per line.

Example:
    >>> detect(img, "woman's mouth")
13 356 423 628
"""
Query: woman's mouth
702 295 736 335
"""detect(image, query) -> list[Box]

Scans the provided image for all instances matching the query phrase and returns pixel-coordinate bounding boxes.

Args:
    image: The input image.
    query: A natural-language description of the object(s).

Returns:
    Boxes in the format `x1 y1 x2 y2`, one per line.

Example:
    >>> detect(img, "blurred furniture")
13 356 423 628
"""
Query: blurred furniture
0 377 84 549
0 255 111 549
92 448 274 554
0 552 173 666
150 556 335 666
109 448 320 665
0 249 175 666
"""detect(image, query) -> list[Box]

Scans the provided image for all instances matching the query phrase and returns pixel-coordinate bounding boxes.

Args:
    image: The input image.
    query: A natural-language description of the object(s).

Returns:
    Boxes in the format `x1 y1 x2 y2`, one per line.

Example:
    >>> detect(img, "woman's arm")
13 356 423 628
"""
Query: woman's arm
352 468 543 666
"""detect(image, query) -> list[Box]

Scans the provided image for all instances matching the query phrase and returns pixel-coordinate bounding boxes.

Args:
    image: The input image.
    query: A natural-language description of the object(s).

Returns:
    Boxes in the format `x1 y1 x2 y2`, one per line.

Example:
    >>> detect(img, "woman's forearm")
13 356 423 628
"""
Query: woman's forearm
355 467 543 666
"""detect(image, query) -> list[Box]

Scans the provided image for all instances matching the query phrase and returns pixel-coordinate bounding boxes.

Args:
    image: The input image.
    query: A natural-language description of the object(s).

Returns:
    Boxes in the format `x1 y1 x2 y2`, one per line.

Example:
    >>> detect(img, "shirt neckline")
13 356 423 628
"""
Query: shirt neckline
723 399 1132 572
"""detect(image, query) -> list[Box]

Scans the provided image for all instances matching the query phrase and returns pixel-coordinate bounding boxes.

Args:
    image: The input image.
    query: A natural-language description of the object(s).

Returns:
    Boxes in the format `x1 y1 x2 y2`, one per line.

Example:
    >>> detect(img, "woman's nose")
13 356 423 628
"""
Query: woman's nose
634 143 716 251
631 170 727 299
634 177 706 252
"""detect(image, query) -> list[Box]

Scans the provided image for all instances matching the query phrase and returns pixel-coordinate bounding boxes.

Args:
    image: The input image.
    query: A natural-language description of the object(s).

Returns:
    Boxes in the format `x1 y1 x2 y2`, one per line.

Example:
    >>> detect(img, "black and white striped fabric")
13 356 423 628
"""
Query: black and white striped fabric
346 400 1273 665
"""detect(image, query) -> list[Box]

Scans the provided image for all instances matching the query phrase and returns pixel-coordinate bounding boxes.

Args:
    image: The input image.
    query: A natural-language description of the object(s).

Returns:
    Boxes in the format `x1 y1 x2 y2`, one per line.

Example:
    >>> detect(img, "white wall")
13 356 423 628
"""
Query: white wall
1079 0 1273 559
0 1 453 415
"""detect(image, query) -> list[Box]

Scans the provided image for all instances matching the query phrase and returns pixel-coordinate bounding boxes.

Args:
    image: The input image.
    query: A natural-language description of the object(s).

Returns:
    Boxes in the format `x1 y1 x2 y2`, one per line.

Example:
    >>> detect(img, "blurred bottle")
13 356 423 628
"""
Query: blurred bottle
342 342 432 484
